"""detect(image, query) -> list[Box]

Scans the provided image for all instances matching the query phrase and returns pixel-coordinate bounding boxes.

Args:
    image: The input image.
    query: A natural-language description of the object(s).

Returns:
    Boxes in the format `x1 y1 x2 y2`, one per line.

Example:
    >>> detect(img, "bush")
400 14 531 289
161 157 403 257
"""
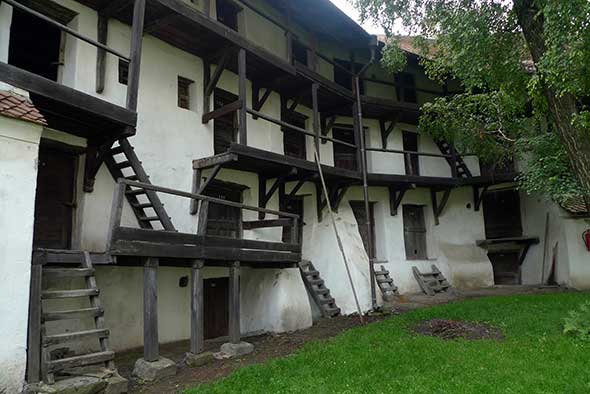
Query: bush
563 301 590 340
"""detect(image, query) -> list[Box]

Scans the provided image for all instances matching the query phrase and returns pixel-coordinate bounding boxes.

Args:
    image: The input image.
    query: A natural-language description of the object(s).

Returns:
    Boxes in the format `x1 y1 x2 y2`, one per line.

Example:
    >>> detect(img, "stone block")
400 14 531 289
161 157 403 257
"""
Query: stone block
105 372 128 394
36 376 106 394
132 357 177 382
183 352 215 368
219 341 254 358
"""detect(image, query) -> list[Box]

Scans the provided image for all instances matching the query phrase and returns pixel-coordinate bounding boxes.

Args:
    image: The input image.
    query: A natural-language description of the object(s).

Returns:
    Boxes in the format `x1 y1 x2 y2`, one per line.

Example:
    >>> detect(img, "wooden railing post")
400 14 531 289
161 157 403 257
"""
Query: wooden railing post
238 49 248 145
143 257 159 362
26 252 45 383
105 179 125 252
228 261 241 344
126 0 146 112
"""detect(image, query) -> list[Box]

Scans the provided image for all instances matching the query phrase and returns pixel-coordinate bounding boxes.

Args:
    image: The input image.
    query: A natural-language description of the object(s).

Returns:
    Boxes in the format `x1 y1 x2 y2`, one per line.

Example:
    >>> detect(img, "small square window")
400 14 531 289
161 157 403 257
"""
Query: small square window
292 40 308 66
118 59 129 85
177 76 194 109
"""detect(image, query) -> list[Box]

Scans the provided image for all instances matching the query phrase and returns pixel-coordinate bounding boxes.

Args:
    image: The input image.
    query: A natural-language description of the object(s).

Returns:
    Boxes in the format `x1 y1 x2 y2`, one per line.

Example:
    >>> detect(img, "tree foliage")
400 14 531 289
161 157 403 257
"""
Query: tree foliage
350 0 590 203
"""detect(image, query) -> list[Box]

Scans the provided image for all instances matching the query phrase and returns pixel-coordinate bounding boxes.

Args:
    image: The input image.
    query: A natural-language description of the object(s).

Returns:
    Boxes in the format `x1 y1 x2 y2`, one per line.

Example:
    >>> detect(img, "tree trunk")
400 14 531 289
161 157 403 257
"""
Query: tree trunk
514 0 590 195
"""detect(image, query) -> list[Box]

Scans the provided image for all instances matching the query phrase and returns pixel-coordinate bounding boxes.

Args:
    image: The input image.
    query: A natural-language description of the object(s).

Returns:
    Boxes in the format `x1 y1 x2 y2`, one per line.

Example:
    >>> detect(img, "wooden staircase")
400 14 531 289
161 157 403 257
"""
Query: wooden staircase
436 140 472 178
412 265 451 296
373 264 399 301
299 260 341 318
38 250 115 384
104 138 175 231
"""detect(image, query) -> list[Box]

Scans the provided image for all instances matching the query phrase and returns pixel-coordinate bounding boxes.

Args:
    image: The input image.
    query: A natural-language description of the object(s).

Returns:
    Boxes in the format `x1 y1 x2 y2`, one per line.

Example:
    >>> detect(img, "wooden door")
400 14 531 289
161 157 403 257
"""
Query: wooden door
205 183 242 238
33 147 77 249
333 127 358 171
402 131 420 176
483 190 523 239
403 205 428 260
282 197 304 243
350 201 376 257
282 110 307 160
204 277 229 339
214 89 238 154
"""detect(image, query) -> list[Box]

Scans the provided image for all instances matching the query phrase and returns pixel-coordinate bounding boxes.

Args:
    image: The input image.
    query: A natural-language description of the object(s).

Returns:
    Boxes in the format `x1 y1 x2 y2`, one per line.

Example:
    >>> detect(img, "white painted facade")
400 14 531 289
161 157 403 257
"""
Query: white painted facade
0 0 589 391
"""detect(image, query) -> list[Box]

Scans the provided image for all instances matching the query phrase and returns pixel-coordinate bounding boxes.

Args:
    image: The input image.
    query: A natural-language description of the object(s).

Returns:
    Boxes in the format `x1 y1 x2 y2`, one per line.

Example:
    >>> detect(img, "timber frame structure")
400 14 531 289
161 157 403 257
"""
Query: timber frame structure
1 0 520 386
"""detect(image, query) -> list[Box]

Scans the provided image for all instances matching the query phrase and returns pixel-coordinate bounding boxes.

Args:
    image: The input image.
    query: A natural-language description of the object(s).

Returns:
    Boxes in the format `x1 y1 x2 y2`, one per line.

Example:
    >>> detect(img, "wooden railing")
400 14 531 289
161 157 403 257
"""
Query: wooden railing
107 179 302 255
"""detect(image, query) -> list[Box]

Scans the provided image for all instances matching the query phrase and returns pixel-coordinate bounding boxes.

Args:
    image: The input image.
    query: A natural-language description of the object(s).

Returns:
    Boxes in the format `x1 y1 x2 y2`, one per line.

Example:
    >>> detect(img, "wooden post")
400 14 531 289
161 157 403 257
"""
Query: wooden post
126 0 146 112
143 257 159 362
95 15 108 93
238 49 248 145
202 59 211 115
105 180 126 252
190 260 205 354
228 261 241 344
26 254 44 383
204 0 211 17
312 83 320 160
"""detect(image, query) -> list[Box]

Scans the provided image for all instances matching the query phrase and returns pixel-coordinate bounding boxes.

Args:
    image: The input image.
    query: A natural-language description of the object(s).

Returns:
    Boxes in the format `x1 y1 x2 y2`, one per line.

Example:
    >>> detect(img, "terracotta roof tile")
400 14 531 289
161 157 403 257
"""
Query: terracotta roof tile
0 90 47 126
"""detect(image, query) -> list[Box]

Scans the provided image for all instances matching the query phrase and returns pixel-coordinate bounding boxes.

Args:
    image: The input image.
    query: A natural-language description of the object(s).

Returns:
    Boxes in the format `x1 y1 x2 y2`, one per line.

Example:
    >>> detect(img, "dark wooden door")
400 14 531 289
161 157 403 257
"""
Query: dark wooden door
402 131 420 176
214 89 238 154
350 201 376 257
483 190 523 239
204 277 229 339
403 205 428 260
333 127 358 171
33 147 77 249
282 110 307 160
205 183 242 238
282 197 304 243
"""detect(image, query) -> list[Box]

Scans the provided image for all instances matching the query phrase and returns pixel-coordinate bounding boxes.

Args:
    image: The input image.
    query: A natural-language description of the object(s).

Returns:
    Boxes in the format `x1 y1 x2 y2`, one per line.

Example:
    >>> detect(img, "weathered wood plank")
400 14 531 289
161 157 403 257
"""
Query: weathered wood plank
26 263 43 383
48 351 114 373
242 219 293 230
126 0 146 112
42 289 99 299
43 329 109 346
144 257 159 362
202 100 242 124
229 261 240 344
190 260 205 354
43 307 104 322
95 15 108 93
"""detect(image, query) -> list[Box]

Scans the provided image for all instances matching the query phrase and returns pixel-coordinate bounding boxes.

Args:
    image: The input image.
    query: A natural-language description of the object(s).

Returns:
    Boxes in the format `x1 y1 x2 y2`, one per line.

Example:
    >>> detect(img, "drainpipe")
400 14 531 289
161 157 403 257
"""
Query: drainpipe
355 36 379 310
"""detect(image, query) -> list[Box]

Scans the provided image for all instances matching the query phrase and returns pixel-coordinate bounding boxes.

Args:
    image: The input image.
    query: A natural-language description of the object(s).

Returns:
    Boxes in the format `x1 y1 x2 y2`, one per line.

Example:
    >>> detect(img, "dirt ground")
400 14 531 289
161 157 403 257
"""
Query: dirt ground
115 285 568 394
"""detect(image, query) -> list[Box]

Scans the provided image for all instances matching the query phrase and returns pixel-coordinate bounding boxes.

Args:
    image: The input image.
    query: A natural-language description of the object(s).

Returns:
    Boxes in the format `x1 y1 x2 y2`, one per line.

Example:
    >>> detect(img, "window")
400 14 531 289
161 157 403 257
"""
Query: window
333 59 365 94
177 76 194 109
403 205 427 260
333 127 358 171
402 131 420 176
395 72 417 103
118 59 129 85
216 0 241 31
292 39 308 66
213 89 238 154
282 109 307 160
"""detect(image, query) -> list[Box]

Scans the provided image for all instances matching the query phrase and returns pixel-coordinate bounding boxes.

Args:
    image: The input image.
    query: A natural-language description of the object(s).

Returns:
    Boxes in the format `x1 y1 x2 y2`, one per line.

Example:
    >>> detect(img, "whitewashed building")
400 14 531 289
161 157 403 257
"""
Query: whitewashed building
0 0 588 392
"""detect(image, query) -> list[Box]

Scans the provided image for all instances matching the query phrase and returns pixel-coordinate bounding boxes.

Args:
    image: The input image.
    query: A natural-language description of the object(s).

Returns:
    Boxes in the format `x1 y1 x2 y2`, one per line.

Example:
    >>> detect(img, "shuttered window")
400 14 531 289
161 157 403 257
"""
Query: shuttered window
213 89 238 154
177 76 193 109
403 205 427 260
333 127 357 171
204 183 242 239
282 109 307 160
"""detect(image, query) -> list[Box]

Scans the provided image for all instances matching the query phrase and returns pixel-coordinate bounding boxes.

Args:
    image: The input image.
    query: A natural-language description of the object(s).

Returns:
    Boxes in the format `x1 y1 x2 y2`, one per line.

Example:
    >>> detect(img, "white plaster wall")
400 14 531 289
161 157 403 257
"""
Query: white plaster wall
0 117 43 394
563 217 590 289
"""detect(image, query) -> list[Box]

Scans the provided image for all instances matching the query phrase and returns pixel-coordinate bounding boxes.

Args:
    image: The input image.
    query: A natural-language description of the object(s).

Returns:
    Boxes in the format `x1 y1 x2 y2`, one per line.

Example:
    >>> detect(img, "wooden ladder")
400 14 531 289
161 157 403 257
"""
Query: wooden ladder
104 138 175 231
412 265 451 296
299 260 341 318
373 264 399 301
36 250 116 384
436 140 472 178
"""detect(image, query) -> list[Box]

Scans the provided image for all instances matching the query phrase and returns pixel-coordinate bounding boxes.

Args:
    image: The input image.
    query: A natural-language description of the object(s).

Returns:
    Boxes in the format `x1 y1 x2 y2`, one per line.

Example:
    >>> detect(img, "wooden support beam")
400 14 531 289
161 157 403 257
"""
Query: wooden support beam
473 185 489 212
84 139 115 192
252 85 272 115
331 185 349 212
203 59 211 115
312 83 320 159
143 257 159 362
95 15 108 94
144 13 177 34
242 219 293 230
198 165 222 195
196 200 209 236
238 49 248 145
431 188 452 226
379 117 397 149
388 186 407 216
320 115 336 144
100 0 132 18
288 96 301 112
190 260 205 354
228 261 241 345
288 179 306 199
26 254 44 383
202 100 242 124
205 51 230 98
105 180 126 252
315 182 323 222
258 169 297 219
126 0 146 112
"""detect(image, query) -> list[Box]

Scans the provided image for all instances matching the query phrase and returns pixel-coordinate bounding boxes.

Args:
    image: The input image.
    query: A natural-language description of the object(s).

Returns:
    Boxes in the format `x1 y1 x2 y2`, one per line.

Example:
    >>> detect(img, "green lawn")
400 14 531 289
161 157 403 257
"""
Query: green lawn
187 292 590 394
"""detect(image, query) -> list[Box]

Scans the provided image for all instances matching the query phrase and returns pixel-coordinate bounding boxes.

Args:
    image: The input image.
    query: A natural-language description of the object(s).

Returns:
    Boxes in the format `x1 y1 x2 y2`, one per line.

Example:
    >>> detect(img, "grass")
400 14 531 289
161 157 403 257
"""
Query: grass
186 292 590 394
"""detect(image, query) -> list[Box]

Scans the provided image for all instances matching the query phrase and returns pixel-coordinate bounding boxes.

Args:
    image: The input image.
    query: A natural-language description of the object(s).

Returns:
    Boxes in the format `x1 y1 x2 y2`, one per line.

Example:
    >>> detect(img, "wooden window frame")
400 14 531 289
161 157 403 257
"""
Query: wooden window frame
281 108 308 160
177 76 194 110
332 125 358 171
402 130 420 176
395 72 417 103
292 39 308 67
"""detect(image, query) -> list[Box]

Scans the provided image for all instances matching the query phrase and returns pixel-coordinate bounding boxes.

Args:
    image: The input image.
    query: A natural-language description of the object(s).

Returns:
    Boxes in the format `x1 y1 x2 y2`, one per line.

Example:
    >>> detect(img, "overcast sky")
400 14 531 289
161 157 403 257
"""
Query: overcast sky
328 0 385 35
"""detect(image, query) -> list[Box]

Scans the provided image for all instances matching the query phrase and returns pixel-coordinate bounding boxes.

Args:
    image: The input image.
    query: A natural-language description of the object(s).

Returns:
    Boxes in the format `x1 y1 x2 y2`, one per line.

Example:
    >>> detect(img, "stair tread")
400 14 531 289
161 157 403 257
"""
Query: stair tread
43 328 110 346
47 351 115 373
43 307 104 321
43 268 95 278
42 289 99 299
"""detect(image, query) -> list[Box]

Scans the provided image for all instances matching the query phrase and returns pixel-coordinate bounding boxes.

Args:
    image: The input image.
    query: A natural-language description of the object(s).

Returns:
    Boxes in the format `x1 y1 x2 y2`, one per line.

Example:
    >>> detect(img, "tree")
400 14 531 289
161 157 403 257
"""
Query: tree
351 0 590 203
